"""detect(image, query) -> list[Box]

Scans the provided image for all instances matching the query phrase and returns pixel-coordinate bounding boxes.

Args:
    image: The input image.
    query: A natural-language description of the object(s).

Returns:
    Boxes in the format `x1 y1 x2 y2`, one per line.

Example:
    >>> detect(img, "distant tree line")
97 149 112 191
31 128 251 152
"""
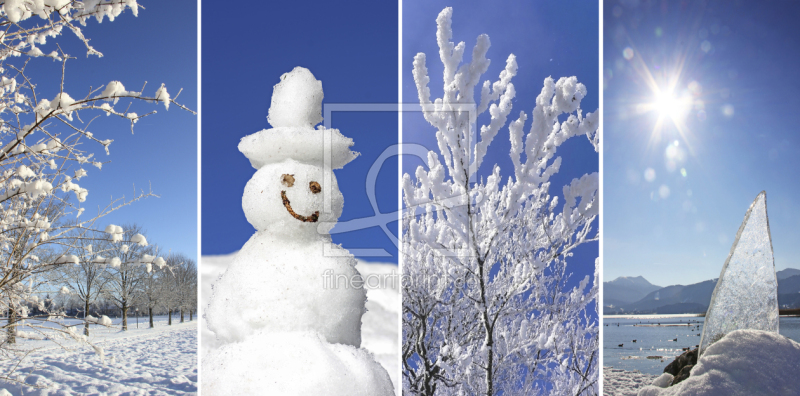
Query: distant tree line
1 224 197 342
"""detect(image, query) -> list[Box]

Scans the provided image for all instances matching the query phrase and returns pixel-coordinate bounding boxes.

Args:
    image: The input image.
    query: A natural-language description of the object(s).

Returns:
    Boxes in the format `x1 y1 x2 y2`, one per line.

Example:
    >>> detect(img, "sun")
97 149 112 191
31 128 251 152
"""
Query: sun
619 43 699 153
656 91 679 117
641 82 695 154
655 89 689 121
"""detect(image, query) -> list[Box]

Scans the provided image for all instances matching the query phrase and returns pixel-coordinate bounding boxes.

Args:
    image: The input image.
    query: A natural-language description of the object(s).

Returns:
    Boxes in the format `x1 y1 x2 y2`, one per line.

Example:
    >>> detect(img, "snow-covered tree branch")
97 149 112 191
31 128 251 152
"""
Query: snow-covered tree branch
402 7 599 396
0 0 196 384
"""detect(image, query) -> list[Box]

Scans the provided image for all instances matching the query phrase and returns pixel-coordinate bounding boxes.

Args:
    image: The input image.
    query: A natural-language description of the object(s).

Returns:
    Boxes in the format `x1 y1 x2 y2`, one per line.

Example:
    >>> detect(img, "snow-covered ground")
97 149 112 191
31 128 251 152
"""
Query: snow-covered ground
604 367 658 396
0 316 197 395
605 329 800 395
200 253 400 395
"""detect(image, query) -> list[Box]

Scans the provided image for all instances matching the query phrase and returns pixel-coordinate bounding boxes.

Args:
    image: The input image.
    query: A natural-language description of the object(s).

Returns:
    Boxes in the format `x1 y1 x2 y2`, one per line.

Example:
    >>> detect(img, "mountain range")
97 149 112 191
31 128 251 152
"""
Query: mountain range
604 268 800 315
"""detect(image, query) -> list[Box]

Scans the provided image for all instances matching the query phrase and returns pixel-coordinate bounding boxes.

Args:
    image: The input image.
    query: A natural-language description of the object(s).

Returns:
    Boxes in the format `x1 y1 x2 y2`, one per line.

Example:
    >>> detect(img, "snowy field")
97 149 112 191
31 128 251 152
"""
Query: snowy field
201 253 400 394
0 316 197 395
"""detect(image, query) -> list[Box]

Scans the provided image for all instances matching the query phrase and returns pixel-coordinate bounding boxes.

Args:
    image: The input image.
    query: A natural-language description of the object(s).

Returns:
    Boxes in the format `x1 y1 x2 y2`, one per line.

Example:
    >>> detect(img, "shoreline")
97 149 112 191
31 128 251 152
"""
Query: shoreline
604 312 800 319
603 366 657 396
604 314 703 320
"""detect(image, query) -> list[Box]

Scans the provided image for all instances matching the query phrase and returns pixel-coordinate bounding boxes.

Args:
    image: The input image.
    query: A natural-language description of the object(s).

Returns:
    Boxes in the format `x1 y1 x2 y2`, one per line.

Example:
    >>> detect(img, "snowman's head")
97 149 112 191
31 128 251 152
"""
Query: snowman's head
242 159 343 236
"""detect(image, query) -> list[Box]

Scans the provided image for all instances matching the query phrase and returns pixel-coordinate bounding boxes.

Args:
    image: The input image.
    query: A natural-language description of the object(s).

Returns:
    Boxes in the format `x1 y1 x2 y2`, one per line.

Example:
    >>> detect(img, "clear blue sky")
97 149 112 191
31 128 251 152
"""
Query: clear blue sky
18 1 197 262
403 1 599 292
604 0 800 286
201 1 398 262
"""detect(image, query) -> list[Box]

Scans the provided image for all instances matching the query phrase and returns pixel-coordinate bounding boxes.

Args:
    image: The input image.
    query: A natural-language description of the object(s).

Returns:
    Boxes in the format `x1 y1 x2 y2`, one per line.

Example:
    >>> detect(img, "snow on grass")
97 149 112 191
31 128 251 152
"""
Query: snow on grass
0 317 197 395
200 254 399 395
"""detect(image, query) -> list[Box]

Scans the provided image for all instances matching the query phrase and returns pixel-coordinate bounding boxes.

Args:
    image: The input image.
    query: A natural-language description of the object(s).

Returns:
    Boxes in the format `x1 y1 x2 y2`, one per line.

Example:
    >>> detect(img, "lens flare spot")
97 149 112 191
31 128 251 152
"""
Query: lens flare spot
644 168 656 182
688 81 702 95
666 141 686 160
623 47 634 60
659 185 670 199
722 104 735 117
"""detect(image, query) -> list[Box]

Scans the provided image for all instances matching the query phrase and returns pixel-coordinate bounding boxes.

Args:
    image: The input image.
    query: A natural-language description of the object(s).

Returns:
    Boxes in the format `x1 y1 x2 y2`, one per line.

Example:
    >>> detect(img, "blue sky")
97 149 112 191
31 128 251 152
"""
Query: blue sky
604 0 800 286
201 1 398 262
403 0 599 291
17 1 198 262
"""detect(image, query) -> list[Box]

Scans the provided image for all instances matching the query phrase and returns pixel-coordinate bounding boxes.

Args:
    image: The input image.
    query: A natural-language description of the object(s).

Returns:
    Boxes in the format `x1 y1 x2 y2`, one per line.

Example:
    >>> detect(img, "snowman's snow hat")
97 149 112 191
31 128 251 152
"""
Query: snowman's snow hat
238 67 359 170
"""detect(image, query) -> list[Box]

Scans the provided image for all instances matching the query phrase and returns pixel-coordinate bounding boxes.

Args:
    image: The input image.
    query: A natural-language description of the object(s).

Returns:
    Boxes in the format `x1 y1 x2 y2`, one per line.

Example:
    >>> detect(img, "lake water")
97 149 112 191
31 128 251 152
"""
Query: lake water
603 315 800 375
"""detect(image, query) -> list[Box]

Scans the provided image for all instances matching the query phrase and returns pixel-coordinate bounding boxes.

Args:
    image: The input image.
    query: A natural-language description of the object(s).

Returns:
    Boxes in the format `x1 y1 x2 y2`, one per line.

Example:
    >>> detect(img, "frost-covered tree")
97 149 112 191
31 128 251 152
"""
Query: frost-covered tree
160 253 194 324
135 255 168 328
402 8 599 395
102 224 164 330
185 267 196 321
169 254 196 322
52 229 111 336
158 255 178 325
0 0 192 354
156 266 175 325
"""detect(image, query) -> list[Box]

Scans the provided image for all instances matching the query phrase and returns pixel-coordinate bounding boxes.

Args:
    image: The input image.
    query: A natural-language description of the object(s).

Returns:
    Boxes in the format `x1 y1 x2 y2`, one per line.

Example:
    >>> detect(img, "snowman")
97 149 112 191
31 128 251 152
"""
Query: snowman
202 67 394 395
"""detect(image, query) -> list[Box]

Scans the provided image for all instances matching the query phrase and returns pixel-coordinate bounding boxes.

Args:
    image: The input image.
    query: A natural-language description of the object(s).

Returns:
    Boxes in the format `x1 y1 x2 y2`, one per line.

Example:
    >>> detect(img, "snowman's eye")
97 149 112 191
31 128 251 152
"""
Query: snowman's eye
281 174 295 187
309 181 321 194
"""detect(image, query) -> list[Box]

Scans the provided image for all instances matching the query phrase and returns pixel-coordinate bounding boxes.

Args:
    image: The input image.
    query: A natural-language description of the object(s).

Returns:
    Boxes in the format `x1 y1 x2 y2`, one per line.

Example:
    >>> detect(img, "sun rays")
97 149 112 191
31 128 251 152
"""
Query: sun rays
624 44 697 157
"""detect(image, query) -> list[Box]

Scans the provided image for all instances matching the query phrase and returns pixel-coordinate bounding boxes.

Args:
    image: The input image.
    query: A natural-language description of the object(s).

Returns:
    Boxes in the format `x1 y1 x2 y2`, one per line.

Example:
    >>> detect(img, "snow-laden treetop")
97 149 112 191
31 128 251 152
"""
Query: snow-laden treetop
239 67 358 170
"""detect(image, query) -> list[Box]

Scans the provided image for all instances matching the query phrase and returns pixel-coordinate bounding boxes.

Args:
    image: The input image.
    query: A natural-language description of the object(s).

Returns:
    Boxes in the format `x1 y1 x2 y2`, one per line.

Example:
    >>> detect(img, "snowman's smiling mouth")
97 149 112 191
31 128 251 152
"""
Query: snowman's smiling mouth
281 190 320 223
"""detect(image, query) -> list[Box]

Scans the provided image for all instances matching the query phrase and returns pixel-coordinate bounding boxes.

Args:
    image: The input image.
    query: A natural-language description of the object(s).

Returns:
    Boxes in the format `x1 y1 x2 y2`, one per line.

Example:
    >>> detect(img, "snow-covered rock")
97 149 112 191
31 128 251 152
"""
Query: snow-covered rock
651 373 674 388
639 329 800 395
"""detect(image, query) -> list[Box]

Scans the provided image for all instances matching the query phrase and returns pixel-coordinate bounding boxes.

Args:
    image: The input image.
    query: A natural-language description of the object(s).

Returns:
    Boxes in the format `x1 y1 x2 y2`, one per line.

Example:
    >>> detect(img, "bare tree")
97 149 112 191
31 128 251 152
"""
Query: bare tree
158 253 195 325
171 254 196 323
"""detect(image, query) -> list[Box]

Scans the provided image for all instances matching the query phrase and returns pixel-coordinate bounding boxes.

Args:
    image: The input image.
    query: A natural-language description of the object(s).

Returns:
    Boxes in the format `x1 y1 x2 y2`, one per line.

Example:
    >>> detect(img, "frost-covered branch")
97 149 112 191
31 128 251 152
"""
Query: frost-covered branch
403 7 599 395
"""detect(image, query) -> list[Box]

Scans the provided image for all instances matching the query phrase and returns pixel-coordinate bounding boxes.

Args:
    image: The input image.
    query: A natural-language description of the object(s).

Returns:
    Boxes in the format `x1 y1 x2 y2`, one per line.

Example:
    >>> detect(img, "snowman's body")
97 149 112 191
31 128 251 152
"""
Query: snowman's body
202 68 394 395
205 230 367 347
203 331 393 395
